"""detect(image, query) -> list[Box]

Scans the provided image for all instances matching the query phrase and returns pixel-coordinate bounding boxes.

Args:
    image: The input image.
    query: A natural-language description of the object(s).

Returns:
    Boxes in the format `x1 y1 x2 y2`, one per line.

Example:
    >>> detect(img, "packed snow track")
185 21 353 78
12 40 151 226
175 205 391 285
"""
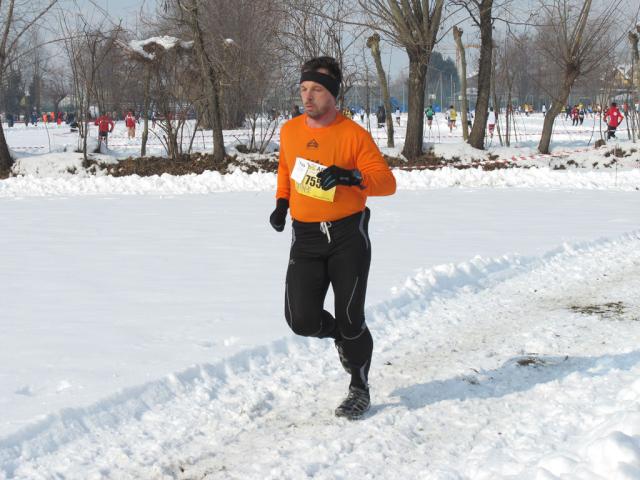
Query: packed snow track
2 232 640 479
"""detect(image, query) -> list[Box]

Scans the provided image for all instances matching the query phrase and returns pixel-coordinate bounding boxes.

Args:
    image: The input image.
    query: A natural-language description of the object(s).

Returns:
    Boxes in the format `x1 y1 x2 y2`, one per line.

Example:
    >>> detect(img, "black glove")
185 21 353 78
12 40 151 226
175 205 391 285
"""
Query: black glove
269 198 289 232
316 166 362 190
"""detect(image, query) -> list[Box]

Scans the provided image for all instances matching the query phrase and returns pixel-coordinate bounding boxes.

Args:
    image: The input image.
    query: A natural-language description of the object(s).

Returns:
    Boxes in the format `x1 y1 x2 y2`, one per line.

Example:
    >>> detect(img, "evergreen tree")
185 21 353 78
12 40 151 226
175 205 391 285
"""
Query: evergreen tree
1 68 23 115
425 52 459 107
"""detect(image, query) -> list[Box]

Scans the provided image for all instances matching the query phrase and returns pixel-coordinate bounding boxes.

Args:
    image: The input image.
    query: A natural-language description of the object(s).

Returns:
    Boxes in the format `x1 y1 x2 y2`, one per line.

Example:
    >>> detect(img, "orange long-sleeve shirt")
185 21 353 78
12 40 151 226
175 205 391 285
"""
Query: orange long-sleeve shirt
277 112 396 222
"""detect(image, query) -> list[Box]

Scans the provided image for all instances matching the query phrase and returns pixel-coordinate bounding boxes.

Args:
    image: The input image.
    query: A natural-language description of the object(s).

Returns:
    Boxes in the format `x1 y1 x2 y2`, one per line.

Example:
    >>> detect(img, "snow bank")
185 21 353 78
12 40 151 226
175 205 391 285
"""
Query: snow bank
1 167 639 197
0 169 276 197
535 409 640 479
393 167 640 191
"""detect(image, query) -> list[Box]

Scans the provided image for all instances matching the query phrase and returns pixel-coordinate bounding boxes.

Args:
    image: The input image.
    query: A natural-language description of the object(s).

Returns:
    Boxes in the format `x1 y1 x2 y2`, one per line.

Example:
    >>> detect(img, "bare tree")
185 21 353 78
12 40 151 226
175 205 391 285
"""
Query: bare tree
366 33 394 147
359 0 445 159
60 12 122 161
0 0 58 175
44 65 70 115
278 0 364 108
93 27 132 116
210 1 281 129
534 0 626 153
494 38 518 146
121 36 195 160
180 0 225 162
118 38 160 157
25 28 47 115
161 0 237 162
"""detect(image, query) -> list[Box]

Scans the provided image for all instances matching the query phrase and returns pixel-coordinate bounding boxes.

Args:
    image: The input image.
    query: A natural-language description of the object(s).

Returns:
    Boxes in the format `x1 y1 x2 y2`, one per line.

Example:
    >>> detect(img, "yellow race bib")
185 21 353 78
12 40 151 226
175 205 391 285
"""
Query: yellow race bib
291 158 336 202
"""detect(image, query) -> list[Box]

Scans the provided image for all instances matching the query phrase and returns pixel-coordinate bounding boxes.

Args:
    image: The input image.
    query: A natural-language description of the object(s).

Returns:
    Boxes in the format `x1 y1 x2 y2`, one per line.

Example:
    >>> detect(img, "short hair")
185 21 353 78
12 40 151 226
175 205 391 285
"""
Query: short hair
611 102 617 107
301 56 342 85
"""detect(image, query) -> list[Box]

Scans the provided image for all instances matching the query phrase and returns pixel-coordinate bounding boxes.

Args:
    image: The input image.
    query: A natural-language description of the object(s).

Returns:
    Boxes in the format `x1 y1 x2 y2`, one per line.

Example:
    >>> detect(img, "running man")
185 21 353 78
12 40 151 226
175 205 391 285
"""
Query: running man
269 56 396 420
604 102 624 140
447 105 457 132
487 107 496 138
425 105 435 129
95 113 115 149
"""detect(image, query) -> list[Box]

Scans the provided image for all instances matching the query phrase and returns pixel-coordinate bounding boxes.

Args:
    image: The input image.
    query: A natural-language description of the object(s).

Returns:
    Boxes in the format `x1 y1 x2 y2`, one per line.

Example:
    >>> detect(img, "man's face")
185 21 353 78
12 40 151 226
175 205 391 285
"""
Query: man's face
300 70 336 119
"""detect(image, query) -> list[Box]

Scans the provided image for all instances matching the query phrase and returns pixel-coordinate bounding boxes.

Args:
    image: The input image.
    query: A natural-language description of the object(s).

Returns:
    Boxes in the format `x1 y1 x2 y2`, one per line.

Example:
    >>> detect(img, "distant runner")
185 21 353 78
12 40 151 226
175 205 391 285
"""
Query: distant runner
425 105 435 129
95 113 115 149
604 102 624 140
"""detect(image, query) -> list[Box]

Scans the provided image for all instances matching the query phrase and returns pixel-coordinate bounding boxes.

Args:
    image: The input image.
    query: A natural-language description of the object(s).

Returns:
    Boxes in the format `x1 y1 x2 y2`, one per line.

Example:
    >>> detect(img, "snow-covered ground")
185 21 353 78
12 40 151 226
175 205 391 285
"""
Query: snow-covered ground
4 112 640 175
1 115 640 479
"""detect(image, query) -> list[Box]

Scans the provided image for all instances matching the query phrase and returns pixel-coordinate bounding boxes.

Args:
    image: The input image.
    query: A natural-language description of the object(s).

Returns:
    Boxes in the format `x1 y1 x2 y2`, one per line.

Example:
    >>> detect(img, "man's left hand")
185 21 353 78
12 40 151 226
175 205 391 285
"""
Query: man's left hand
317 166 362 190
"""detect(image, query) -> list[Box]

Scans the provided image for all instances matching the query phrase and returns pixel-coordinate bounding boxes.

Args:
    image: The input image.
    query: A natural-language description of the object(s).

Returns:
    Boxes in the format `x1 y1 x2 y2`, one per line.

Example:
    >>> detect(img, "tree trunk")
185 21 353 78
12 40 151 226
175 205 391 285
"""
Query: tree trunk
166 120 179 161
402 54 428 159
0 69 12 174
367 34 394 147
468 0 493 149
538 0 591 153
365 65 371 132
206 68 226 162
82 91 89 161
453 26 468 141
538 70 579 154
0 117 13 176
490 41 503 146
141 66 150 157
197 100 211 130
629 31 638 143
506 90 512 147
190 0 226 162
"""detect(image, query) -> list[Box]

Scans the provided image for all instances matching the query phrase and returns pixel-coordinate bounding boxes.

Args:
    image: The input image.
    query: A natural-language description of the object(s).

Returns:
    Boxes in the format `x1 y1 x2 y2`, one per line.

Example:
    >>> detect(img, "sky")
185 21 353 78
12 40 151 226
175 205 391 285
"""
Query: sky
96 0 150 18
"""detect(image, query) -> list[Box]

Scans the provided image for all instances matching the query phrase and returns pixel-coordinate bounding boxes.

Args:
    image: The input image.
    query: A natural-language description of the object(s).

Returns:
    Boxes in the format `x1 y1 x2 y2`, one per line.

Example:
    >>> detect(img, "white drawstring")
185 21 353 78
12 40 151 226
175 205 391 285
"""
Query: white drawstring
319 221 332 243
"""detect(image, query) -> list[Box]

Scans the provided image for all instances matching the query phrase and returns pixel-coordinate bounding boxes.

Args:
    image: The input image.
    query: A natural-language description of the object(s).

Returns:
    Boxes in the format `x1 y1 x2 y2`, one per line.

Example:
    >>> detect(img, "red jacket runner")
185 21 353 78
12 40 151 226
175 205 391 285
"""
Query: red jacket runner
95 115 115 133
604 107 624 128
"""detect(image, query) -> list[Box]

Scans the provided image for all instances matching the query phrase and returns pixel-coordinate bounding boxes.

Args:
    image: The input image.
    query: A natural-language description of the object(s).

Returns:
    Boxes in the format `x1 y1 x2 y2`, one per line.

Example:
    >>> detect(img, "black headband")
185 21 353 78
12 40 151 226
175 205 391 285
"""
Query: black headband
300 71 340 98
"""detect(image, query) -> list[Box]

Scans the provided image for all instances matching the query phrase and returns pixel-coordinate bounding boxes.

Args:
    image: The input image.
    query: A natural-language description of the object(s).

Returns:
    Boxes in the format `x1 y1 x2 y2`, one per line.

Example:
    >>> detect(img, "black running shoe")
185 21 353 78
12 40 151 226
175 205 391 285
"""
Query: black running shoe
334 340 351 374
335 386 370 419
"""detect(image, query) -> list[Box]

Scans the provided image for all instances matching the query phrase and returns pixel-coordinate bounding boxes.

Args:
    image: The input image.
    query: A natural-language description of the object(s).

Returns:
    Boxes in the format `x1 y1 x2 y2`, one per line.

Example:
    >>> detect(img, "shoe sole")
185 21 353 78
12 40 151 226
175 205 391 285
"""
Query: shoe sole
335 405 370 420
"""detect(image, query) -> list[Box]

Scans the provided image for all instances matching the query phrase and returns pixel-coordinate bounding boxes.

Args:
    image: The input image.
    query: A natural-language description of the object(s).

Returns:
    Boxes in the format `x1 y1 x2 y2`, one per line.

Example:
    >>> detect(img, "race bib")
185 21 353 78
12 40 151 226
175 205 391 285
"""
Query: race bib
291 158 335 202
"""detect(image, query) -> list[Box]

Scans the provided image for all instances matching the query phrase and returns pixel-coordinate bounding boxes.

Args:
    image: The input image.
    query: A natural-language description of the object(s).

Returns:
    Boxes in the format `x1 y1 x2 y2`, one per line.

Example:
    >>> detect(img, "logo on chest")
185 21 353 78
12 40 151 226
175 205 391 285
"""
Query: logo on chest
306 138 319 149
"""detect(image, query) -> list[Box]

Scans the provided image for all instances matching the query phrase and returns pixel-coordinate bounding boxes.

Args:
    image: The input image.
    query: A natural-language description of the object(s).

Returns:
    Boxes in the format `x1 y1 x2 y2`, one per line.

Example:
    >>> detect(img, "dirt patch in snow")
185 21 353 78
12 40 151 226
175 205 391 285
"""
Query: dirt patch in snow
88 152 279 177
79 151 520 178
515 354 569 367
385 151 517 171
569 301 636 321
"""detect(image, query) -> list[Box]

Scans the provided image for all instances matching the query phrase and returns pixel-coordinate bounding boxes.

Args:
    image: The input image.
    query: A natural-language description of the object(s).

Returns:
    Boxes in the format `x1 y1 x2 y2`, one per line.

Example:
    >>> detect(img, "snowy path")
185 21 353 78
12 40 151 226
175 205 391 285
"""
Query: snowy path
3 232 640 479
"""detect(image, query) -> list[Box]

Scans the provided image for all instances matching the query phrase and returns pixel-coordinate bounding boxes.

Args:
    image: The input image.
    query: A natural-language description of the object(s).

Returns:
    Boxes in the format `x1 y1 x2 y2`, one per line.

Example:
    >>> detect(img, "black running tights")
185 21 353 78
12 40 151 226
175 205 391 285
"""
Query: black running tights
284 208 373 389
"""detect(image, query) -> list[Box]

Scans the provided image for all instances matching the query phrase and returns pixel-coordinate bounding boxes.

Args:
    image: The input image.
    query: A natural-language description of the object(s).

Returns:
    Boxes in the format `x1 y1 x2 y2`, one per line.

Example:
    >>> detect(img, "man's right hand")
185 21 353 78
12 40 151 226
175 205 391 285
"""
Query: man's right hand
269 198 289 232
